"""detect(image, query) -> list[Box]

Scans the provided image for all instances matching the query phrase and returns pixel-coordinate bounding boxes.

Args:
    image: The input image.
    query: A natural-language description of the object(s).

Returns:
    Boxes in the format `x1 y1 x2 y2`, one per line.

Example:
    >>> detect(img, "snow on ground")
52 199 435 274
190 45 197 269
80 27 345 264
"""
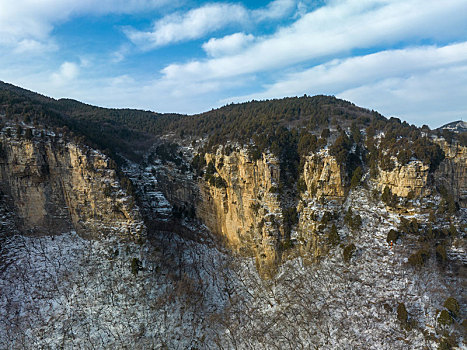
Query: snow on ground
0 187 465 349
0 230 232 349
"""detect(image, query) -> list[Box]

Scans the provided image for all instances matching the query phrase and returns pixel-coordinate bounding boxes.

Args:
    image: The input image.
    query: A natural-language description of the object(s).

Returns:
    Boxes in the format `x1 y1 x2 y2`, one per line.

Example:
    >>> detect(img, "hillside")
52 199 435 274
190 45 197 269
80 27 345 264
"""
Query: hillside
440 120 467 133
0 82 466 349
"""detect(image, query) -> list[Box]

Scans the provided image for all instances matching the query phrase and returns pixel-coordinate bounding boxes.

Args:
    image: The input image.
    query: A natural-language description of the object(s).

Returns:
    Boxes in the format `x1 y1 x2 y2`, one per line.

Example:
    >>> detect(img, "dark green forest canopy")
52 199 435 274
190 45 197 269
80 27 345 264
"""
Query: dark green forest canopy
0 81 463 172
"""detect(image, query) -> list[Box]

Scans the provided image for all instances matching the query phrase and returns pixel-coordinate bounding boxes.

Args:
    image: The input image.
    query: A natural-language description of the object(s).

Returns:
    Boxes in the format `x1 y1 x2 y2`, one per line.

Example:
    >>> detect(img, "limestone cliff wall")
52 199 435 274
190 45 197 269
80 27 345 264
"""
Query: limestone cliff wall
434 140 467 204
0 134 145 239
374 140 466 203
156 148 347 273
198 149 283 276
296 151 346 261
302 151 346 199
377 159 431 198
153 139 466 276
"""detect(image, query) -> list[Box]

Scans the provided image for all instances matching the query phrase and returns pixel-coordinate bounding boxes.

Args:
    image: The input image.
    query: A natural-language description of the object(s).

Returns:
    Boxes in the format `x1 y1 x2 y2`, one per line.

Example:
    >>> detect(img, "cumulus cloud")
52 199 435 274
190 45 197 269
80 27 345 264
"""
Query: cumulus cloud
125 3 249 49
51 62 79 85
0 0 169 52
232 42 467 100
339 65 467 127
203 33 255 57
12 39 58 55
221 42 467 127
125 0 298 49
2 0 467 128
253 0 296 21
160 0 467 82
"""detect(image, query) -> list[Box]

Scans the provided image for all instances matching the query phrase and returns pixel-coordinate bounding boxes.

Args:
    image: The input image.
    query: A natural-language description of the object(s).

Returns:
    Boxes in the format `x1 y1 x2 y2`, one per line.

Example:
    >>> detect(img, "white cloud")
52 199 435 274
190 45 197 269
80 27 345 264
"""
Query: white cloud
51 62 79 85
203 33 255 57
339 65 467 127
125 0 299 49
220 42 467 127
160 0 467 82
125 3 248 49
232 42 467 100
253 0 297 21
12 39 58 55
2 0 467 129
0 0 170 52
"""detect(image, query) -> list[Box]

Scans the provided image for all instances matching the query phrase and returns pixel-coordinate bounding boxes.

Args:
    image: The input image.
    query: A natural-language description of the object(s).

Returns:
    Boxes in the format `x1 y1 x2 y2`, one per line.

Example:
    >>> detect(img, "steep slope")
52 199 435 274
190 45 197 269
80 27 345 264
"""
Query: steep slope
0 123 145 239
0 82 466 349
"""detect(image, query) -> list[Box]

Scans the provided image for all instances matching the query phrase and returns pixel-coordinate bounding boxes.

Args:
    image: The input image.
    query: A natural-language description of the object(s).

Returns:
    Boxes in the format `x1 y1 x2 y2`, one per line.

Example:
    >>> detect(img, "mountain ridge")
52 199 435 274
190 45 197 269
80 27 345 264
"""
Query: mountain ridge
0 81 465 349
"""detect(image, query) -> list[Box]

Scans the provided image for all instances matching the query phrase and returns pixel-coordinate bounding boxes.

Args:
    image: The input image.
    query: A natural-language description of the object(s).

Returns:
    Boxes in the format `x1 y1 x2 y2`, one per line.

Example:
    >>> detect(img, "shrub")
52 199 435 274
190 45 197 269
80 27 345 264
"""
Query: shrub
209 175 227 188
283 207 299 234
131 257 141 275
449 224 457 236
380 156 395 171
350 166 363 188
206 161 216 176
191 154 206 177
250 202 261 215
443 297 460 318
25 128 33 140
328 224 340 246
217 157 224 169
386 229 399 244
269 186 279 193
297 177 307 193
281 239 293 250
120 176 134 195
438 336 457 350
397 303 408 324
103 184 112 197
408 248 429 267
343 243 356 263
398 218 419 235
382 186 398 207
436 245 447 263
462 319 467 334
344 207 362 230
438 310 453 328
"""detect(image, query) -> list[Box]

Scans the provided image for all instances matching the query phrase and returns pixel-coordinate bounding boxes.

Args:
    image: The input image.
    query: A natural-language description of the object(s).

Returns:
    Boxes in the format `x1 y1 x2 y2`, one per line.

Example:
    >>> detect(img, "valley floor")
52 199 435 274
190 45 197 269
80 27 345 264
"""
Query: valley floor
0 190 466 349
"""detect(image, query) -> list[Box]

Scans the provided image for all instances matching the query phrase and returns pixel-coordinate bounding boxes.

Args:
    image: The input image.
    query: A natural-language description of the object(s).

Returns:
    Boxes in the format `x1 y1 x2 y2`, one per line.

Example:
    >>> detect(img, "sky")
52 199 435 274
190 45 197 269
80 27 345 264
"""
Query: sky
1 0 467 128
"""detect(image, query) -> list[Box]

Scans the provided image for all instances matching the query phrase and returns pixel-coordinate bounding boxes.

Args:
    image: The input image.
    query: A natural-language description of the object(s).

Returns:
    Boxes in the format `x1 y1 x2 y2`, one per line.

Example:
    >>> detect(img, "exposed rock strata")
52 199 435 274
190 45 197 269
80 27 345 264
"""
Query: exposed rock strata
434 140 467 203
198 150 283 276
377 159 431 198
302 150 346 199
0 135 145 239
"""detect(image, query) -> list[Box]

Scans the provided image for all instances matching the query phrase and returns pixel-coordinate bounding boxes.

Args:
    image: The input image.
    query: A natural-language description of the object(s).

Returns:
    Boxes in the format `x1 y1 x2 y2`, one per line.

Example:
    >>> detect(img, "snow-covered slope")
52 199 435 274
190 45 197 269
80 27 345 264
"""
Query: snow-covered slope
1 186 465 349
439 120 467 133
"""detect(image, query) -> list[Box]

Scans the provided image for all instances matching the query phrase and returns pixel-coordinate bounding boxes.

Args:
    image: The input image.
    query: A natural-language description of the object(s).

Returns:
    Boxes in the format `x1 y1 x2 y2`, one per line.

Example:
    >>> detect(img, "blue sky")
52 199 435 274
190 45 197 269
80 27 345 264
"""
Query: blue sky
1 0 467 128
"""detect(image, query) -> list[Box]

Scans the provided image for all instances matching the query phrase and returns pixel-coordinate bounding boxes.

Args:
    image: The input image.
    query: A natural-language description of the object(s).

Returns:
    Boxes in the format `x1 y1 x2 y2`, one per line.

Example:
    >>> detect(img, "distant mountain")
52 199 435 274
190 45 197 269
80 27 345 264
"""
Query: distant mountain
438 120 467 133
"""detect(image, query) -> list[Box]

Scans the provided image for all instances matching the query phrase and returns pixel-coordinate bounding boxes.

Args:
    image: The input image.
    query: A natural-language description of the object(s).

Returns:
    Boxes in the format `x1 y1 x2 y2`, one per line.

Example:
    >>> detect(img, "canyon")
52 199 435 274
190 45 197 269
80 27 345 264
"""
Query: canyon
0 83 465 349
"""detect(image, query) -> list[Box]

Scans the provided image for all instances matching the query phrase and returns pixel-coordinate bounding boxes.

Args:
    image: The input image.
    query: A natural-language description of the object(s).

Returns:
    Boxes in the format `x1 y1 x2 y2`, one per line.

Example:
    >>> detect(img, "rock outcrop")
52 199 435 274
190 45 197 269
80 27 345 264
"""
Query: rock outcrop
302 150 346 199
374 140 467 203
377 159 431 198
434 139 467 204
197 149 284 276
0 133 145 239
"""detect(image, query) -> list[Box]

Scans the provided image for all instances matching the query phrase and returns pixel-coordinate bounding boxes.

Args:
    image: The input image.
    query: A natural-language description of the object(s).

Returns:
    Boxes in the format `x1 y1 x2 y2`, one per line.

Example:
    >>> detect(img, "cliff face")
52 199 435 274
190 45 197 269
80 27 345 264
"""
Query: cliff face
154 148 348 275
0 134 145 239
302 151 346 199
434 140 467 204
198 149 283 276
151 137 467 277
374 141 467 203
376 159 431 198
